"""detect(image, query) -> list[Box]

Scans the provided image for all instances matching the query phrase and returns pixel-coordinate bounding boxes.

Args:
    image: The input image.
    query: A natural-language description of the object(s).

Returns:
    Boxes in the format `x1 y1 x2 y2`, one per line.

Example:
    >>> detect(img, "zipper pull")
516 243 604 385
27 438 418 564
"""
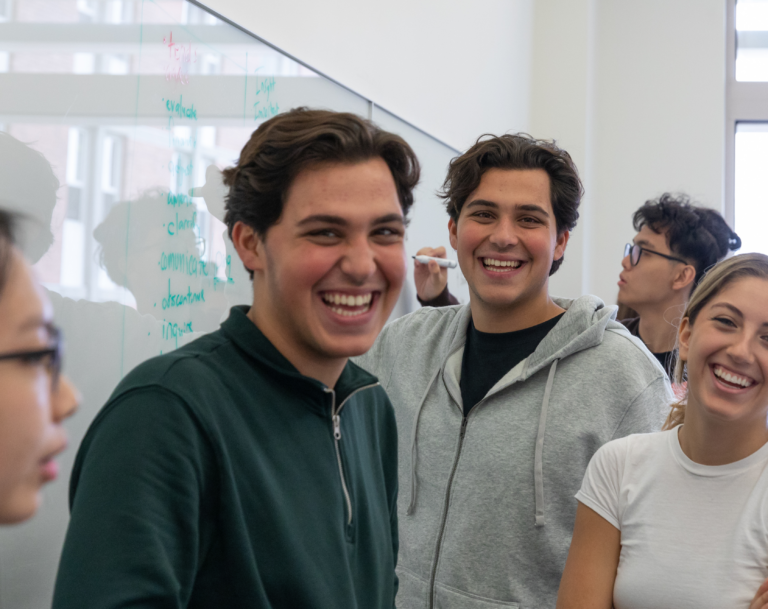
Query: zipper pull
332 414 341 440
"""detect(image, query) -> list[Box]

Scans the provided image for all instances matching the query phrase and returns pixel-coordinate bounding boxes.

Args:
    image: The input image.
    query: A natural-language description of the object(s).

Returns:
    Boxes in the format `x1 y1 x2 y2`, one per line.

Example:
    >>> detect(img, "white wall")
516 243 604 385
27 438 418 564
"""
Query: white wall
538 0 726 305
201 0 534 152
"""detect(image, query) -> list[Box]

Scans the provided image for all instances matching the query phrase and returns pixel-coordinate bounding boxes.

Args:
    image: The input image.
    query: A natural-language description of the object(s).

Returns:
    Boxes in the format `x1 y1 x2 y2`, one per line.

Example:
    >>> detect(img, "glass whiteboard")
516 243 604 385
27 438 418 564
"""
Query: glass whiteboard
0 1 466 606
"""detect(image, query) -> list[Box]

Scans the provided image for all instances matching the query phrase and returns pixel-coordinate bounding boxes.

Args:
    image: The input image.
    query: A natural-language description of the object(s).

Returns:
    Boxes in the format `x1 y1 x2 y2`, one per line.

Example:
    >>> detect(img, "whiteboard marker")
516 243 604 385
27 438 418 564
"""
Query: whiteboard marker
412 255 458 269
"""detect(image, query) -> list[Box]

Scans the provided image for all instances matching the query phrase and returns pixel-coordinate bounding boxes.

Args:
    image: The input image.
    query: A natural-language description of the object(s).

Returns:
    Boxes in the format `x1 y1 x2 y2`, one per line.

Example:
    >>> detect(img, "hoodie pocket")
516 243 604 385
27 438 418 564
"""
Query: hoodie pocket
433 582 520 609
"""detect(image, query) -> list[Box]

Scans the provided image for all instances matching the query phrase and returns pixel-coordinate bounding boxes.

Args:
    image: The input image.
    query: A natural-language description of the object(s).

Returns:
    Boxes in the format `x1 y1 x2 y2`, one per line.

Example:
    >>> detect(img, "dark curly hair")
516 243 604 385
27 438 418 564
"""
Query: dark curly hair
632 193 741 286
439 133 583 275
223 108 421 278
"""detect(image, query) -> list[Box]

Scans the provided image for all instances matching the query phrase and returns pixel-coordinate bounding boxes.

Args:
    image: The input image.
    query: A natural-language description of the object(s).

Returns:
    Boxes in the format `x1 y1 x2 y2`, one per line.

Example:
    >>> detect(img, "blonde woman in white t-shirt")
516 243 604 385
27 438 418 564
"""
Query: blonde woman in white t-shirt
557 253 768 609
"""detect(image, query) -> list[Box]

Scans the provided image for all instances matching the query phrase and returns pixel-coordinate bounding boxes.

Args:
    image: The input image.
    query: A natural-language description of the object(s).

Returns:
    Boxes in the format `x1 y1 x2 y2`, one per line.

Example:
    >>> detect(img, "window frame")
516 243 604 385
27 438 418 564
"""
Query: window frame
726 0 768 227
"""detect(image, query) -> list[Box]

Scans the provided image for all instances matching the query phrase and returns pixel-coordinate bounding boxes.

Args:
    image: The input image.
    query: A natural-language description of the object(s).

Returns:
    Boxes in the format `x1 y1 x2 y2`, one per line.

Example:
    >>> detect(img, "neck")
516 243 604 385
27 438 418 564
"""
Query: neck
678 407 768 466
470 290 565 333
247 303 346 389
635 300 685 353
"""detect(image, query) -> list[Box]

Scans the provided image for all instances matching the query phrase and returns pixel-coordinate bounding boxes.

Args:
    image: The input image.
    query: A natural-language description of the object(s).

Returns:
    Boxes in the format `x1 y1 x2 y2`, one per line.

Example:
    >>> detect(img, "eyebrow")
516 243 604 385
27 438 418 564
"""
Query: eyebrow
711 302 768 327
297 213 404 227
464 200 550 217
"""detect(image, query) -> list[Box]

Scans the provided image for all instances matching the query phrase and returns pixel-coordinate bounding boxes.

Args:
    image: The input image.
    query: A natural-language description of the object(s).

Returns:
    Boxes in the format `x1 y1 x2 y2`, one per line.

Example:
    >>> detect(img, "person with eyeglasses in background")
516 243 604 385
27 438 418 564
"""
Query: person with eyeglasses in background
617 193 741 375
0 208 78 524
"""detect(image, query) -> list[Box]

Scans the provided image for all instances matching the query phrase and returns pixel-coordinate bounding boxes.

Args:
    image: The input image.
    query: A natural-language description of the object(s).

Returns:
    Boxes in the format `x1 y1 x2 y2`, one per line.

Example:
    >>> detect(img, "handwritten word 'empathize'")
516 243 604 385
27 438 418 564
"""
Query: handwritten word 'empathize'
162 279 205 310
165 95 197 120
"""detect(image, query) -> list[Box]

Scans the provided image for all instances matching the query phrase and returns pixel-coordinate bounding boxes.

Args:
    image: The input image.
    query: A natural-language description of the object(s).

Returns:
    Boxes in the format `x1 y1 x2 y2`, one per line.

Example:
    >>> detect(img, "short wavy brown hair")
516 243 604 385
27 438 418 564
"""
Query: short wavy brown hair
439 133 583 275
223 107 421 248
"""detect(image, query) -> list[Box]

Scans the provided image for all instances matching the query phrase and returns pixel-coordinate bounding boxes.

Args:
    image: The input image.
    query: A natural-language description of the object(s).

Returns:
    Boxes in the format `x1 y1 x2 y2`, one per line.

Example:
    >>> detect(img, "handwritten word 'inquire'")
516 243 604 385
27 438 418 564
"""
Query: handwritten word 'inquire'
162 320 194 347
162 279 205 309
165 95 197 120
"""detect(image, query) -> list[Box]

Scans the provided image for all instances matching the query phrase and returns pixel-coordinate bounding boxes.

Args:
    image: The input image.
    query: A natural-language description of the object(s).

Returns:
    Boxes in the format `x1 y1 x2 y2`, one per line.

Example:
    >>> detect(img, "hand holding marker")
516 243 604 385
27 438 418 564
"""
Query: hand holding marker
412 255 458 269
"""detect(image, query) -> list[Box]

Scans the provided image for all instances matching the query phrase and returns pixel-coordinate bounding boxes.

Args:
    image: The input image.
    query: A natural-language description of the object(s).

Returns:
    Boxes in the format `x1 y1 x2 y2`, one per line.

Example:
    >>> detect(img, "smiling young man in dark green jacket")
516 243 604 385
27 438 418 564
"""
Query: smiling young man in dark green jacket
53 108 421 609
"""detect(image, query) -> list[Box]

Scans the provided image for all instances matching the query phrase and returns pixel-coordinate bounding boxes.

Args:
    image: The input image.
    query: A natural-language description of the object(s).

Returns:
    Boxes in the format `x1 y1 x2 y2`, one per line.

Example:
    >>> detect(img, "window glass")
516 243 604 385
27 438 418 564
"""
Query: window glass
735 122 768 253
736 0 768 81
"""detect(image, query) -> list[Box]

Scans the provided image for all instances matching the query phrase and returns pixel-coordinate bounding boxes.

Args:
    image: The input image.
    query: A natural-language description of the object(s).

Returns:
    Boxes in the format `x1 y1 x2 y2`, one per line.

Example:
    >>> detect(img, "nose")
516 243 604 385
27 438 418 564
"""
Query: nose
621 252 631 271
726 331 755 366
338 236 378 284
488 217 519 249
52 375 79 424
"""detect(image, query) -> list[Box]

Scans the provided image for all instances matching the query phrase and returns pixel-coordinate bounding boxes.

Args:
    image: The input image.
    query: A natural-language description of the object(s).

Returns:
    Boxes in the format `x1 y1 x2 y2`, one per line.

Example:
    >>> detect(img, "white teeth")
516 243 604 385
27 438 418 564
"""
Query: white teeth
322 292 373 312
483 258 522 269
714 366 753 388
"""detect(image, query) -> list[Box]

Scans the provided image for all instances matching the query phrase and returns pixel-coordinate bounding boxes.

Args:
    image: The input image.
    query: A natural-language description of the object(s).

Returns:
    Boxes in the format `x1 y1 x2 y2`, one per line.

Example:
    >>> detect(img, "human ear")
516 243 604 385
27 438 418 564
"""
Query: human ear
231 221 266 274
448 218 458 251
672 265 696 293
554 230 570 261
678 317 692 363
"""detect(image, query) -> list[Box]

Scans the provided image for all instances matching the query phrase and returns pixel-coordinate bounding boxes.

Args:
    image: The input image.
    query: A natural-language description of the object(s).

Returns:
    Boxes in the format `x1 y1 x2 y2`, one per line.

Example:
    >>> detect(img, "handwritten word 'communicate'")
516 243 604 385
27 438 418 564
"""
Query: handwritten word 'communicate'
159 250 213 277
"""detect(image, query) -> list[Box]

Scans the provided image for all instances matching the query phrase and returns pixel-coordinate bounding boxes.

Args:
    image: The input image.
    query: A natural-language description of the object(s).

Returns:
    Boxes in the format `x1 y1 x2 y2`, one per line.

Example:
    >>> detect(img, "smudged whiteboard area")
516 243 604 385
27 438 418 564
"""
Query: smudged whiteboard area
0 1 464 607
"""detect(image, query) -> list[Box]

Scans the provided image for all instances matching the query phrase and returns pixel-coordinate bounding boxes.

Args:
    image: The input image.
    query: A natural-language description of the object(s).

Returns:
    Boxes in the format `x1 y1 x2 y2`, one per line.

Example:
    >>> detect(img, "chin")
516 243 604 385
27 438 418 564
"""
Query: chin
0 494 40 525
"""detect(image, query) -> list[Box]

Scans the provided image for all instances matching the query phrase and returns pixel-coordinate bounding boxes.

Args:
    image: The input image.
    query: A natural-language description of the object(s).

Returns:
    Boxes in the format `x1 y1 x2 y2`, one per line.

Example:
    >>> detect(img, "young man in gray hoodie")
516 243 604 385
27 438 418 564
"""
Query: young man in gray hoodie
355 134 673 609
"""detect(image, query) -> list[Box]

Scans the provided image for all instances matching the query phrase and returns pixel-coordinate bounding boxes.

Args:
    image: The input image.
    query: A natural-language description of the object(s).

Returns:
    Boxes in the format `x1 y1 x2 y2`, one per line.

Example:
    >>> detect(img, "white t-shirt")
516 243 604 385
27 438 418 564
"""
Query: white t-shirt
576 427 768 609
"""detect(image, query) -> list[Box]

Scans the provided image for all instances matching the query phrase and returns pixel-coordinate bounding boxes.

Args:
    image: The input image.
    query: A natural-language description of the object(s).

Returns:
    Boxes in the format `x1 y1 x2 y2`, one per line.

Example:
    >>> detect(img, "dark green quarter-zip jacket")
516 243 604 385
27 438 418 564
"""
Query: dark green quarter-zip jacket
53 306 399 609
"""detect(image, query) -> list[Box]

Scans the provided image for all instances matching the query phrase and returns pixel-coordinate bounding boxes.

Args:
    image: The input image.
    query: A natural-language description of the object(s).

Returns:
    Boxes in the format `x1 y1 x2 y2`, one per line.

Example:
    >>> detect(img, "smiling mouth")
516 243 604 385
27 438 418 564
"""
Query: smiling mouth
482 258 523 273
321 292 375 317
712 364 756 389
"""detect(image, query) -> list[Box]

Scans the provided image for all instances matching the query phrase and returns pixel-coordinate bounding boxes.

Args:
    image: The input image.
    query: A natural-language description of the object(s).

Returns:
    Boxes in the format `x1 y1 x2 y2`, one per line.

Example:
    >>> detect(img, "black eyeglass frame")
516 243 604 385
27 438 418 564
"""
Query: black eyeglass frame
0 326 62 389
623 243 689 267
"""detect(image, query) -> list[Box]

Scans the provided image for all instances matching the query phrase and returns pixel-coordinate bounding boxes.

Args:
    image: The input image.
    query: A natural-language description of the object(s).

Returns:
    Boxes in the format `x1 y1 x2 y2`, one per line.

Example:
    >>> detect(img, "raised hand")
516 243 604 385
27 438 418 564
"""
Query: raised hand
413 246 449 302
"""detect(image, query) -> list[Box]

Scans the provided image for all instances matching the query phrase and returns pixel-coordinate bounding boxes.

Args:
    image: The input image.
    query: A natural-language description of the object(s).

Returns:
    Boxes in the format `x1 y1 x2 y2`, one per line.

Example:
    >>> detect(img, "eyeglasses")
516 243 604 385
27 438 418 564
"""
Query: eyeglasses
0 326 62 390
623 243 689 267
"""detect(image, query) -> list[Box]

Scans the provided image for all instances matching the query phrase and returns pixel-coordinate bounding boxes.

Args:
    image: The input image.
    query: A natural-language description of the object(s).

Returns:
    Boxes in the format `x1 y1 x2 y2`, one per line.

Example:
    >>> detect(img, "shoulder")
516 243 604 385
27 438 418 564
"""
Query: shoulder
383 304 467 340
115 329 231 393
601 323 668 381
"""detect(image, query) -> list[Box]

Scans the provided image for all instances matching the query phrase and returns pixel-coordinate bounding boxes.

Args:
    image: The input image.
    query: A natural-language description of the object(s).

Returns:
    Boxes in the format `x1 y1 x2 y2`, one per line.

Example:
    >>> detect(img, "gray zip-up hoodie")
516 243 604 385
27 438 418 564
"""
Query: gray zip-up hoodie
355 295 672 609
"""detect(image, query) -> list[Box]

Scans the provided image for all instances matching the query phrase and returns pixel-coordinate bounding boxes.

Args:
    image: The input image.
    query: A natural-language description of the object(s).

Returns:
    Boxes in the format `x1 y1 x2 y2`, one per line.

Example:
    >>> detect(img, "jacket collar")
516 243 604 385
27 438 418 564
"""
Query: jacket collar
221 306 379 403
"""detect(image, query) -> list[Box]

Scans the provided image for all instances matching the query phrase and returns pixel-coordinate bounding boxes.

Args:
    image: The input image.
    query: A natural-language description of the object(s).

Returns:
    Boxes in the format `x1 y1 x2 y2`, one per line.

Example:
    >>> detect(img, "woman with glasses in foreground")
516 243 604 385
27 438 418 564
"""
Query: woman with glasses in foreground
0 209 77 524
558 252 768 609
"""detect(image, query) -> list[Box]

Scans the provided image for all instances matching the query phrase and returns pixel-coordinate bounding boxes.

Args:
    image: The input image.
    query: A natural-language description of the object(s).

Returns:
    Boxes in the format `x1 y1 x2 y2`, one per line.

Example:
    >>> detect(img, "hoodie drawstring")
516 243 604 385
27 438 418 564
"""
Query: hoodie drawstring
534 359 559 527
407 366 442 515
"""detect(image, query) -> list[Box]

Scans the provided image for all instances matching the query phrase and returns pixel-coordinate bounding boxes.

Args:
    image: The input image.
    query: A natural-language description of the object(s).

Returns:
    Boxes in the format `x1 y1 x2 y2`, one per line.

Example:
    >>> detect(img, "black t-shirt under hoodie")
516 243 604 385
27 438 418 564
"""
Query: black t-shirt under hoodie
460 313 565 416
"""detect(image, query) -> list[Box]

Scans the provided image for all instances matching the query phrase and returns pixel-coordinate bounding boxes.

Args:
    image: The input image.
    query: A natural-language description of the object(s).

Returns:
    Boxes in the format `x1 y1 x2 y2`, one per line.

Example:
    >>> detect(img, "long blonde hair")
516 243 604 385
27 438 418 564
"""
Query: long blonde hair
663 252 768 429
